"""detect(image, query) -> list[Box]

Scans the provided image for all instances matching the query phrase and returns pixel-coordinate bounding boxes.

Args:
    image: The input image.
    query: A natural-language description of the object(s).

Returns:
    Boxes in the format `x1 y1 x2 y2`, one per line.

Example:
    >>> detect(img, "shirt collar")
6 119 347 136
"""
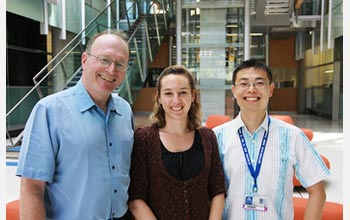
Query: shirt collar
236 111 269 133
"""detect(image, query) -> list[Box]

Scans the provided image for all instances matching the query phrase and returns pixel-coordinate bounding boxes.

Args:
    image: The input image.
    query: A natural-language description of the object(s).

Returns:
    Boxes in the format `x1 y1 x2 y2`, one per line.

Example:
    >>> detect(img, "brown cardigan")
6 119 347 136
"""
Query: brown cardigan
128 124 226 220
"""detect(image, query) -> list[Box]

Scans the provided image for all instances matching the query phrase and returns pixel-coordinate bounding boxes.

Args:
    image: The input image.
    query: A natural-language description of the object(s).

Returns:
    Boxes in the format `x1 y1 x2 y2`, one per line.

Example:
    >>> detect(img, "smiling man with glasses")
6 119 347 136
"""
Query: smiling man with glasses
231 60 274 115
81 31 130 110
213 59 330 220
16 30 135 220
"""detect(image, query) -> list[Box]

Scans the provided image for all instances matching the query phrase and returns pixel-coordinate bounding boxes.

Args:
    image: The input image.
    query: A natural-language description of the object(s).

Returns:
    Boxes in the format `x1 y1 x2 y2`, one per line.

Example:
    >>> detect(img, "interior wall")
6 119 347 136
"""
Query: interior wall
269 36 298 111
269 36 297 68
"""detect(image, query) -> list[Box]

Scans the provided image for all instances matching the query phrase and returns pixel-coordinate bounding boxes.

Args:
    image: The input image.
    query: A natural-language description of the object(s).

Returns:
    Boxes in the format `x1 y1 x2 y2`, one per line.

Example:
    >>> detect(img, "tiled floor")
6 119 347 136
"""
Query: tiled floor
6 112 343 206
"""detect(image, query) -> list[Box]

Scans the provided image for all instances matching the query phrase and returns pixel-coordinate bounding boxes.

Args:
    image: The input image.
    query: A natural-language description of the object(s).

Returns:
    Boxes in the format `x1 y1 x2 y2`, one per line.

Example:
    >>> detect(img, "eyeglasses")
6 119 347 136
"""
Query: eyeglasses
87 52 128 72
234 81 269 89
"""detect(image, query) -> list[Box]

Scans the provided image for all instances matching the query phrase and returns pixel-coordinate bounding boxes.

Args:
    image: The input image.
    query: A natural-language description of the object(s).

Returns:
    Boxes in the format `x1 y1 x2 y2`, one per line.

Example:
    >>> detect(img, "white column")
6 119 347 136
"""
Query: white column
116 0 120 30
107 0 112 29
320 0 325 51
244 0 250 60
176 0 182 65
327 0 333 49
81 0 86 45
59 0 66 40
40 0 49 35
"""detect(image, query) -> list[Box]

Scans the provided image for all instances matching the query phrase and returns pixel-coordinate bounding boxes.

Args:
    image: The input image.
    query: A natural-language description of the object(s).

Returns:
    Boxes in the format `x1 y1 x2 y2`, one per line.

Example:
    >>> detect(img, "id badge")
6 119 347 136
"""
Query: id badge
242 195 268 212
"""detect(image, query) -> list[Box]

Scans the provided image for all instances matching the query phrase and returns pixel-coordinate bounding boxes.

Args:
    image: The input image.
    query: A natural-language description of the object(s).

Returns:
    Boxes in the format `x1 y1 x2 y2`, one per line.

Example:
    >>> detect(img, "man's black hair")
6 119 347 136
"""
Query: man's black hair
232 59 273 83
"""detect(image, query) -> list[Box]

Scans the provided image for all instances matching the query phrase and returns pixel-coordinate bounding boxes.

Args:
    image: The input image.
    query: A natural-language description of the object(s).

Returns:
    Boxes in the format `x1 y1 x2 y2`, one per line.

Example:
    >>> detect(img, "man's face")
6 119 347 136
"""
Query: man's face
232 67 274 113
81 34 129 101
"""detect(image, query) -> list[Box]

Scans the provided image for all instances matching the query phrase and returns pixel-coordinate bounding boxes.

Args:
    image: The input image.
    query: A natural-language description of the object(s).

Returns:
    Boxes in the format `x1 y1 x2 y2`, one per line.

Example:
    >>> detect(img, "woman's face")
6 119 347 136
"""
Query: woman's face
158 74 195 122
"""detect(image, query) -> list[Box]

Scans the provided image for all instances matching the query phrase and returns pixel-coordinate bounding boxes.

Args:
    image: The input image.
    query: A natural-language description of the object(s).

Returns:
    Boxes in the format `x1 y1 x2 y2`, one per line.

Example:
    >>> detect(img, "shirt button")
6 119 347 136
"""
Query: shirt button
185 210 189 214
109 142 112 147
112 165 115 170
114 189 117 193
185 199 188 203
184 190 187 193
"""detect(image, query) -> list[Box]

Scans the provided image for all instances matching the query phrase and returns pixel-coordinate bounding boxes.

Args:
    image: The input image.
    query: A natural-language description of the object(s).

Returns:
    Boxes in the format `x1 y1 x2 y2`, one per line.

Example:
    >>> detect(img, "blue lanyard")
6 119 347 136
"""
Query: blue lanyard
238 117 270 193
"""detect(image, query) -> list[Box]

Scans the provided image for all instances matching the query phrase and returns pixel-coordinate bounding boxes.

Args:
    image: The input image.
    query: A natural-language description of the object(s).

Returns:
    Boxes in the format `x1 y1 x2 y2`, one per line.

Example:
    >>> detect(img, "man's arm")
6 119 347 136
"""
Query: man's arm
304 181 326 220
128 199 157 220
20 177 46 220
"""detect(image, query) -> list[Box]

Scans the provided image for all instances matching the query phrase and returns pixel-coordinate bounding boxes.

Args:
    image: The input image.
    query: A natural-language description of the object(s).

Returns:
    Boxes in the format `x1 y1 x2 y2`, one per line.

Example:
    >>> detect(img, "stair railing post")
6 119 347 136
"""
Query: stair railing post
134 38 144 82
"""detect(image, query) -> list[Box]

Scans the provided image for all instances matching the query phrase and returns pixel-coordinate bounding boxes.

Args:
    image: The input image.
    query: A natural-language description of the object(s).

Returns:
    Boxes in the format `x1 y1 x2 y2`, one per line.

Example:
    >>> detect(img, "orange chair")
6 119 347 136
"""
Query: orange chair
293 197 342 220
270 115 294 125
270 115 314 141
205 114 231 129
6 199 19 220
300 127 313 141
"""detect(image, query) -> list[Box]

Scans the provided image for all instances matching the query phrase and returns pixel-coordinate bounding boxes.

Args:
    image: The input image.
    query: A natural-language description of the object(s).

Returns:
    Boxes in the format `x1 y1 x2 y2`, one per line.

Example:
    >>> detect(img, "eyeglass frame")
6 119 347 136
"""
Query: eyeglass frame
234 80 271 90
86 52 128 72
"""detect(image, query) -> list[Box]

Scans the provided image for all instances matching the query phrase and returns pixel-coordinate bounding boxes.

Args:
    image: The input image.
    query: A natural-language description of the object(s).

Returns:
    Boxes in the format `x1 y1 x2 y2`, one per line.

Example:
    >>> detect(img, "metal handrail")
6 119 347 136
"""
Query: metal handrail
7 1 166 118
6 1 122 146
7 3 114 117
153 5 161 46
33 7 115 83
134 38 144 82
6 0 170 147
8 0 144 117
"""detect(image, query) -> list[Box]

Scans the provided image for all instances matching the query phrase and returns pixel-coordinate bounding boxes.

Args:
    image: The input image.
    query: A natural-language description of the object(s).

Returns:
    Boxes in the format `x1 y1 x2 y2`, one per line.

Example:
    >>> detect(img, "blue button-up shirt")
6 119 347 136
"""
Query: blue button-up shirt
16 80 134 220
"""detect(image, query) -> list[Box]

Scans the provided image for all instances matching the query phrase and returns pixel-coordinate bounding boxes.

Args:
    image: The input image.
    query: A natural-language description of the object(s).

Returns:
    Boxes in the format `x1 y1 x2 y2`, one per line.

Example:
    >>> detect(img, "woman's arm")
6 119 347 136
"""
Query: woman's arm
208 193 225 220
129 199 157 220
206 129 226 220
129 128 155 220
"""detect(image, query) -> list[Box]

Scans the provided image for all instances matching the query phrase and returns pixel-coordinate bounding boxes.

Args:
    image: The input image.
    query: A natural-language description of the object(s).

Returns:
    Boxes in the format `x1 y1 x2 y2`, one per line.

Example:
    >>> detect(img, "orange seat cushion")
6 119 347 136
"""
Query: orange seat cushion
320 154 331 170
270 115 314 141
205 115 231 129
6 199 19 220
270 115 294 125
293 197 342 220
300 128 314 141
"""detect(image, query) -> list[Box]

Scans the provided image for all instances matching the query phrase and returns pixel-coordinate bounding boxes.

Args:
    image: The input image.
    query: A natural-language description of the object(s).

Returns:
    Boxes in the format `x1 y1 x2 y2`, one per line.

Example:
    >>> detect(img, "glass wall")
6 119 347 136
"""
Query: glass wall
304 36 343 119
304 0 343 119
181 0 244 118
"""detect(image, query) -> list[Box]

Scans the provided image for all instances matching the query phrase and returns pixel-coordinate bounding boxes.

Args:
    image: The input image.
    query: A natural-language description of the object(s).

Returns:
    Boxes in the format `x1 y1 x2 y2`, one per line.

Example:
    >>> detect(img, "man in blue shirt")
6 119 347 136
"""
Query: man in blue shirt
16 30 134 220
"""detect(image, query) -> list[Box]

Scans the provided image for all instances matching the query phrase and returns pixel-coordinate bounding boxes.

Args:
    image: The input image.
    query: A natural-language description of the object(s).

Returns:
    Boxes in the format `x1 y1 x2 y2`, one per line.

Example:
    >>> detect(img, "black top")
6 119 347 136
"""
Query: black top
161 130 205 180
